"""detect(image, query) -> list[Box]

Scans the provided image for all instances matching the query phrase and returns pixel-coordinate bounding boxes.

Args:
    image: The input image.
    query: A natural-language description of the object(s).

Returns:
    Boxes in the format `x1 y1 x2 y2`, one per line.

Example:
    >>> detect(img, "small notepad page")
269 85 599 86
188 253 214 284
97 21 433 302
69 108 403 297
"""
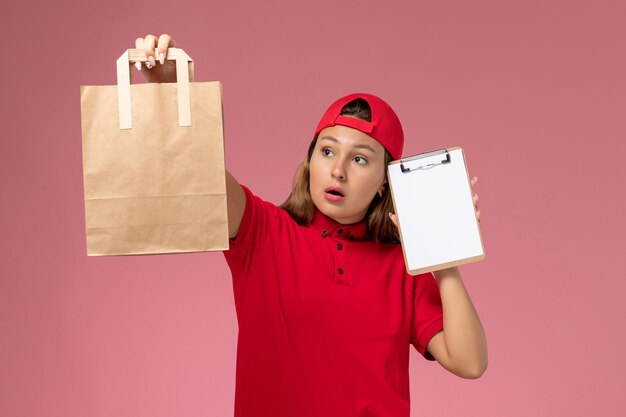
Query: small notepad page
387 147 485 275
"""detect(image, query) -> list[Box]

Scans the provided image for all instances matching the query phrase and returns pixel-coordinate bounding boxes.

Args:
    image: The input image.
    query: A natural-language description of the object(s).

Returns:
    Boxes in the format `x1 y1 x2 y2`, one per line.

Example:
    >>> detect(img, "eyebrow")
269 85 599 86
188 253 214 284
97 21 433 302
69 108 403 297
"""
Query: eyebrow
319 136 377 153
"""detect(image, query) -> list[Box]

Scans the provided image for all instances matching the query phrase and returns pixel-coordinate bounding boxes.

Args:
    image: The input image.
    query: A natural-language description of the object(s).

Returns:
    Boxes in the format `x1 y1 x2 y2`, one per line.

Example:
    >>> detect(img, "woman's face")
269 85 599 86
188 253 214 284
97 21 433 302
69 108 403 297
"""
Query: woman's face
309 125 387 224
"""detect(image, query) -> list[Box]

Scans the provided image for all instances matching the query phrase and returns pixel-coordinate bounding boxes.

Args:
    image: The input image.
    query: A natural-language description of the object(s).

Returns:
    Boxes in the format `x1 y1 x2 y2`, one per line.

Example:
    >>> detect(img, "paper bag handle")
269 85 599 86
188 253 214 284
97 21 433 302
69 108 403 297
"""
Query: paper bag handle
116 48 195 129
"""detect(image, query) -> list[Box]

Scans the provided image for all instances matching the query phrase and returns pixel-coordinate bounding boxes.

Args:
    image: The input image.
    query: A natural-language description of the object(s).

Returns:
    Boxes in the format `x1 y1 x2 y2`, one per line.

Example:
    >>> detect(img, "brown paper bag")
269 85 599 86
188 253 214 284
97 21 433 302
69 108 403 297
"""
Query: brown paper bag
80 48 228 256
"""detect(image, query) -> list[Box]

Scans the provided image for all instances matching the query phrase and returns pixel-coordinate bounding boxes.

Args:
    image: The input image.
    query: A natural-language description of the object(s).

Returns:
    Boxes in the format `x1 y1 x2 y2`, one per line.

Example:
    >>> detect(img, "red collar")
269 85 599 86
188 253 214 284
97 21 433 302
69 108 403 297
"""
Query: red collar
310 208 369 241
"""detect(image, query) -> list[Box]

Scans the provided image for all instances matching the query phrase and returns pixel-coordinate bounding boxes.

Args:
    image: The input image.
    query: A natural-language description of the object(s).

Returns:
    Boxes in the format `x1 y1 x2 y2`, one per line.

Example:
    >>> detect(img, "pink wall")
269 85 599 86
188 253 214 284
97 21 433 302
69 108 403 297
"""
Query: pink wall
2 0 625 416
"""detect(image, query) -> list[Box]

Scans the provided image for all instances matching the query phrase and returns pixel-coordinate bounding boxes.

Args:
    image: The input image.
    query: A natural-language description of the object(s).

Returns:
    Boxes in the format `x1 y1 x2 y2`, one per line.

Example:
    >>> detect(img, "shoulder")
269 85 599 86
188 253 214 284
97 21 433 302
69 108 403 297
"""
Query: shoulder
224 184 304 271
237 184 302 235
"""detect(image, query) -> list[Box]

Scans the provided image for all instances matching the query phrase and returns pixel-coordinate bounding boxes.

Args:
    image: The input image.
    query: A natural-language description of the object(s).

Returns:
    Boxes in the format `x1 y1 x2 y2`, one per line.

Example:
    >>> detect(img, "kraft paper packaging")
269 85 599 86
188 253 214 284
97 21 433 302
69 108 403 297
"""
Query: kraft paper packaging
80 48 229 256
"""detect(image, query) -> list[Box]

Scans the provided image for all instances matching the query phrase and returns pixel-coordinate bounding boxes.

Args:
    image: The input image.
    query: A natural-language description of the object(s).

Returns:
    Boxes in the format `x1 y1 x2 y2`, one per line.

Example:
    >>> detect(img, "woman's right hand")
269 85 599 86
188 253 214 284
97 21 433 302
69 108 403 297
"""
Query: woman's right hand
133 34 178 84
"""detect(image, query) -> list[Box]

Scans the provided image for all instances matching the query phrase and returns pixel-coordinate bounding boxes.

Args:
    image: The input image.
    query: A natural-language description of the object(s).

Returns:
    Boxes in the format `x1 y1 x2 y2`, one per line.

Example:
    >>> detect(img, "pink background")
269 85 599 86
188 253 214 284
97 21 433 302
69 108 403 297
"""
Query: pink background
2 0 625 416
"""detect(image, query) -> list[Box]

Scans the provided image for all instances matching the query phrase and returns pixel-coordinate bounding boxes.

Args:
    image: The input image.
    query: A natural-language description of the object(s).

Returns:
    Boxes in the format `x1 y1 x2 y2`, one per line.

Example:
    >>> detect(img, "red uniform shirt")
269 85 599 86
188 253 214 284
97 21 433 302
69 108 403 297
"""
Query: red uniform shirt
223 184 444 417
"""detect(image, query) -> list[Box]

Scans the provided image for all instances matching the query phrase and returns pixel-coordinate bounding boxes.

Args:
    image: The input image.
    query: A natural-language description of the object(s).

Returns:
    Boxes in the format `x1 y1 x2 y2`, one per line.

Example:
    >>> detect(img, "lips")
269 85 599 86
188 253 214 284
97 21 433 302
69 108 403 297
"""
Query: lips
324 186 345 197
324 186 346 202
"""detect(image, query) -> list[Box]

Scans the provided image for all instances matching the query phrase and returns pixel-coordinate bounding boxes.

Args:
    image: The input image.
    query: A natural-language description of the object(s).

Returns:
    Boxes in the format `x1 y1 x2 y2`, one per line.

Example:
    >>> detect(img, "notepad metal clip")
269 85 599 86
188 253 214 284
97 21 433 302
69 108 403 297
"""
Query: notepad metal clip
400 149 451 173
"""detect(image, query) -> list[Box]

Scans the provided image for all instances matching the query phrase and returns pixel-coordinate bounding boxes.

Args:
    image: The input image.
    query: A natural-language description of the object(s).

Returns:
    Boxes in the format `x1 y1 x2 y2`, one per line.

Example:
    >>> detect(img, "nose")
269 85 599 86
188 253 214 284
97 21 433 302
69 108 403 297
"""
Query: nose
331 160 346 181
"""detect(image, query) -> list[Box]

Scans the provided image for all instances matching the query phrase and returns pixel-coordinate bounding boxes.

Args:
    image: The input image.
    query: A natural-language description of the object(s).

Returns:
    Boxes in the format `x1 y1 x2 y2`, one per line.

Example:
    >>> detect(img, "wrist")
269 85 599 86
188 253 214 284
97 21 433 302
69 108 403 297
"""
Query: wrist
433 266 461 283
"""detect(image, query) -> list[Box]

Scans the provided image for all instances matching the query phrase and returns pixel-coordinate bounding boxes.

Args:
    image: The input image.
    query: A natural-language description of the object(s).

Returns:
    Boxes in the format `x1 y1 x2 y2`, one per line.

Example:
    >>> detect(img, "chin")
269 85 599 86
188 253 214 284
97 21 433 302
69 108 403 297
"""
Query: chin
314 200 335 214
313 197 340 216
316 203 356 224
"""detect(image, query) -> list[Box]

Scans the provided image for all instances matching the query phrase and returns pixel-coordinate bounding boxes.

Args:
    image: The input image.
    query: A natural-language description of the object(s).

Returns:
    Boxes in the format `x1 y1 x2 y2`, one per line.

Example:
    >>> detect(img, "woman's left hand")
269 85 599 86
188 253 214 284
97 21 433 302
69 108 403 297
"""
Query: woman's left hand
388 176 481 227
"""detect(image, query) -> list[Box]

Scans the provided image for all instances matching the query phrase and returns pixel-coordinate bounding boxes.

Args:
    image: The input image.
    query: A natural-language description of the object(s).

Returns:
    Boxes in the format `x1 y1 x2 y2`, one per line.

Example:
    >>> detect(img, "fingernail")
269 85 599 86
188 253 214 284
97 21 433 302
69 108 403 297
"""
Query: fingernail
149 56 156 67
135 62 142 71
159 52 165 65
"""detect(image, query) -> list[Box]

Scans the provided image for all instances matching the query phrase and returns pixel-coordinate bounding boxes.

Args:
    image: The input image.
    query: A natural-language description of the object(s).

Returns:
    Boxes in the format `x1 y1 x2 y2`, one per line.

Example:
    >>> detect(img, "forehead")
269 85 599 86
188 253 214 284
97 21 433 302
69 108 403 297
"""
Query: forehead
317 125 384 153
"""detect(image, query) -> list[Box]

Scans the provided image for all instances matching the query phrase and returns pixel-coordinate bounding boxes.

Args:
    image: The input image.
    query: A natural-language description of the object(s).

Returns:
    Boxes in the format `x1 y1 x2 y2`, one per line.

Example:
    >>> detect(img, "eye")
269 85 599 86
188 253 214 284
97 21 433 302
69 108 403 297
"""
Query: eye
322 147 334 157
354 156 368 165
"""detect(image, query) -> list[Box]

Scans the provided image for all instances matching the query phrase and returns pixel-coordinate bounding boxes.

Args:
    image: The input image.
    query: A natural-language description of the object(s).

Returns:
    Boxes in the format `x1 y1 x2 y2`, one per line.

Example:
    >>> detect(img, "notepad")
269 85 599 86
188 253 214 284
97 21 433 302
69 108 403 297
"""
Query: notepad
387 147 485 275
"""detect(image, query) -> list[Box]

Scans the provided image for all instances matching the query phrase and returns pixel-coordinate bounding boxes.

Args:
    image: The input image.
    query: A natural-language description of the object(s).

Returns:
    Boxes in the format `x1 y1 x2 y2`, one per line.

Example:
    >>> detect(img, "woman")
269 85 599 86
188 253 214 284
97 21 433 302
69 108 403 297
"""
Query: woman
134 34 487 417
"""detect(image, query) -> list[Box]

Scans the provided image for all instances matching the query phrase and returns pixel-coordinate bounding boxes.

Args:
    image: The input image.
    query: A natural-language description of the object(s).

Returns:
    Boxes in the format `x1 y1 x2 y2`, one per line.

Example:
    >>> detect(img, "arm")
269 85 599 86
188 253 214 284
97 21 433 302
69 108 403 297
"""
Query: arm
225 169 246 239
426 266 488 379
130 35 246 239
426 176 486 378
390 175 485 377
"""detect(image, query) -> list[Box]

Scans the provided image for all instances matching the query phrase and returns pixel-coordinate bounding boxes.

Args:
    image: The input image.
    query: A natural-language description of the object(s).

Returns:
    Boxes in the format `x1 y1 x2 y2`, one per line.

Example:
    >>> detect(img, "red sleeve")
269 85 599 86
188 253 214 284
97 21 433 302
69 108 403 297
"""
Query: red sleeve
222 184 279 276
411 272 444 361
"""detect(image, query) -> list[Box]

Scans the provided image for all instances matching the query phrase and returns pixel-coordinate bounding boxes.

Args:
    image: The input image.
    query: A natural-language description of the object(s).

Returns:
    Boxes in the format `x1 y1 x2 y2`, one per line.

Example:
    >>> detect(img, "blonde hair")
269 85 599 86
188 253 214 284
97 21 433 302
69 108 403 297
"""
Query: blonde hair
279 100 400 244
